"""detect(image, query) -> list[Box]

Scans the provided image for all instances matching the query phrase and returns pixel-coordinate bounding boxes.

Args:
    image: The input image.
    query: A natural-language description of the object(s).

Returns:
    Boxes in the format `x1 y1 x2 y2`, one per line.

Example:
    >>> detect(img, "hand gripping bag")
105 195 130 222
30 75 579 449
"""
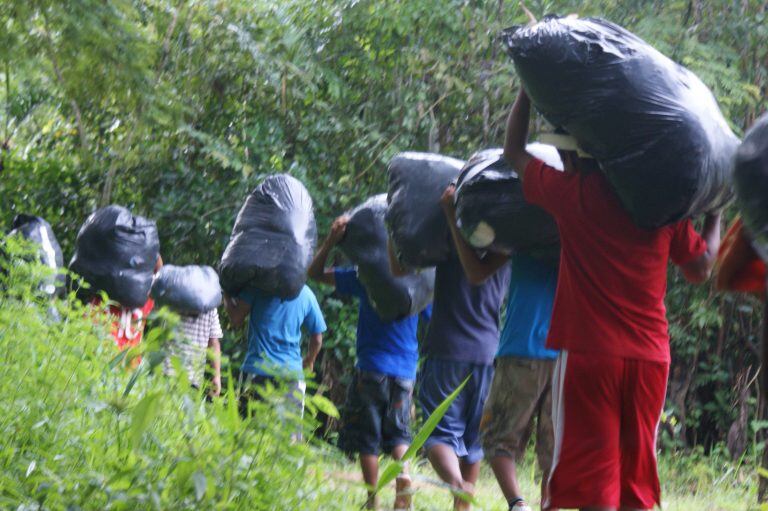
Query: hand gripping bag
455 144 561 256
9 214 65 295
151 264 222 315
69 205 160 308
503 16 738 228
385 152 464 267
220 174 316 299
339 195 434 321
734 113 768 261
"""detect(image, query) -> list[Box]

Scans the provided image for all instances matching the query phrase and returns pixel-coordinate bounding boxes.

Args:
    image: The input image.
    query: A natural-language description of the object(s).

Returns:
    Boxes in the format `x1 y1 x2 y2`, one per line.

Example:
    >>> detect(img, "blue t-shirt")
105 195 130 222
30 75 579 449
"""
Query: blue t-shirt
335 268 430 380
239 285 327 378
497 253 559 360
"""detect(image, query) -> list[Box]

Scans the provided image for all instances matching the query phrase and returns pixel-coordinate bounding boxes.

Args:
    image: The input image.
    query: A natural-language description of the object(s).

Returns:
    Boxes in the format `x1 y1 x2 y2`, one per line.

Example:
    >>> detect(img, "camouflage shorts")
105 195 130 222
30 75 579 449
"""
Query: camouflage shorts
480 357 554 474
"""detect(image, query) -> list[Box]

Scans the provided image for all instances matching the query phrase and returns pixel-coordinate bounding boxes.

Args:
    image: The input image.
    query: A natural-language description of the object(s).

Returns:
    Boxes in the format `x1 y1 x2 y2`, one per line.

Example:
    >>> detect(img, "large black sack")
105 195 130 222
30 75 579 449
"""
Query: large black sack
386 152 464 267
9 214 65 295
503 16 738 228
339 195 434 321
734 113 768 261
69 205 160 308
220 174 316 299
151 265 222 315
455 144 561 257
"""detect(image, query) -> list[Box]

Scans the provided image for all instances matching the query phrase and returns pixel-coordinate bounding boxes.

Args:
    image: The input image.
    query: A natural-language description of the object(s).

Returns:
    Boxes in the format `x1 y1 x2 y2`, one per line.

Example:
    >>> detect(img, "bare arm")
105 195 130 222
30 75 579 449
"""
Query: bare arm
681 212 722 284
303 333 323 373
207 337 222 396
388 236 409 277
223 293 251 330
308 215 349 286
440 184 509 284
503 88 534 180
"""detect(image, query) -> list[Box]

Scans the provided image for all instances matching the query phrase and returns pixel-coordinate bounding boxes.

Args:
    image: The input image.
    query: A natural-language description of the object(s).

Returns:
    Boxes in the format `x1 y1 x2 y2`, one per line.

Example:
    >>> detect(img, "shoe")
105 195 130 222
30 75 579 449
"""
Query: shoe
394 475 412 510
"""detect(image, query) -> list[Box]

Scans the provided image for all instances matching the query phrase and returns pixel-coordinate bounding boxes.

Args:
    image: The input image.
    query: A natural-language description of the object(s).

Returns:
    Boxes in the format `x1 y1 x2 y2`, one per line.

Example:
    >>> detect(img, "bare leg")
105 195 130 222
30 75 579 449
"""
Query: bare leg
459 459 480 486
489 455 523 502
392 444 412 510
360 454 379 510
426 444 473 510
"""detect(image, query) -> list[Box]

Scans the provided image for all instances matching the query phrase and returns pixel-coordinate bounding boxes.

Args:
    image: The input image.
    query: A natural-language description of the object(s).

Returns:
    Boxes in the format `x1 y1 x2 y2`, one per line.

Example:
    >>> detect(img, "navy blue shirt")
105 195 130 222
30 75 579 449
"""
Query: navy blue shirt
497 253 558 360
423 253 510 366
335 268 430 380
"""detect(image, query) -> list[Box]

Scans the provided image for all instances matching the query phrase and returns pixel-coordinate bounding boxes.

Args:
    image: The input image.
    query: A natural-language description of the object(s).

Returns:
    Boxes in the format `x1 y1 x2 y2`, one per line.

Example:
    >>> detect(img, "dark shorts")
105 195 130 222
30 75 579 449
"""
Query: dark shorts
418 357 494 464
237 372 305 419
339 369 414 456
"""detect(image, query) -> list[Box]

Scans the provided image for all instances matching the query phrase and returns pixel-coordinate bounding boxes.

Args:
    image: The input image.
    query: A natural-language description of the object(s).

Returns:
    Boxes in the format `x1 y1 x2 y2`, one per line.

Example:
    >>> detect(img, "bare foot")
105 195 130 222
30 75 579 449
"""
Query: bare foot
452 481 475 511
394 475 412 510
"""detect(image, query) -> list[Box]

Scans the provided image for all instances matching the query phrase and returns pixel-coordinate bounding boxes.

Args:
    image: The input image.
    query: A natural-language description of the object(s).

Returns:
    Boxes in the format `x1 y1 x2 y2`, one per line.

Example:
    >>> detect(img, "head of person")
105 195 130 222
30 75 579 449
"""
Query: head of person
539 127 599 174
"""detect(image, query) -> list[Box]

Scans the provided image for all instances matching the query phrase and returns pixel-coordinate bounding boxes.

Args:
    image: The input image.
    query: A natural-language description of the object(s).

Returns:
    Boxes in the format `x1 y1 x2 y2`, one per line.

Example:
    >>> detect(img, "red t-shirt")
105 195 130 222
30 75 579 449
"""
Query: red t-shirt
523 159 706 362
91 297 155 350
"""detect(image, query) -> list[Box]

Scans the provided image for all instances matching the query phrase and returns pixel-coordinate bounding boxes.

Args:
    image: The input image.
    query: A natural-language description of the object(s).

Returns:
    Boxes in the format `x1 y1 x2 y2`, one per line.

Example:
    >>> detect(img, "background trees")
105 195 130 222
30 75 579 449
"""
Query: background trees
1 0 766 455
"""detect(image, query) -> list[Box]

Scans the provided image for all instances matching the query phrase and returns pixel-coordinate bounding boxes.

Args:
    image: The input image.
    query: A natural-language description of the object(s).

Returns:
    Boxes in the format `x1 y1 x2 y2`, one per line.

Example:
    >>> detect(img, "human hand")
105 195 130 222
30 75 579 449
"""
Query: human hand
302 357 314 373
440 184 457 215
328 215 349 245
210 376 222 397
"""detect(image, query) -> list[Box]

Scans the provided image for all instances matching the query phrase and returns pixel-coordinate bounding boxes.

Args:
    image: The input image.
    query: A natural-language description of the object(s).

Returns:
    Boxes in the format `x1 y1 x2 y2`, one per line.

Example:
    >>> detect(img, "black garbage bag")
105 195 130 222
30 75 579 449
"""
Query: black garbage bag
455 144 561 257
9 214 65 295
385 152 464 267
151 264 222 315
339 195 434 321
220 174 316 299
503 16 738 228
69 205 160 309
734 113 768 261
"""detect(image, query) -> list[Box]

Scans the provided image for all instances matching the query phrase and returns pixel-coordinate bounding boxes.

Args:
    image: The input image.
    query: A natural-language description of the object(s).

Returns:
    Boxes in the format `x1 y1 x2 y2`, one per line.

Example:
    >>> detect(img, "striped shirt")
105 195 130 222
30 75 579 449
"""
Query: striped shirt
163 309 223 386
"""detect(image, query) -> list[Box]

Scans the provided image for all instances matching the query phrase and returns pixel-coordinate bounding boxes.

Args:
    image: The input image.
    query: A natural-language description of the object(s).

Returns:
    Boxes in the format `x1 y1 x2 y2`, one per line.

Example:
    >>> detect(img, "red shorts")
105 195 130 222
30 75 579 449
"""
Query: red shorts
545 351 669 510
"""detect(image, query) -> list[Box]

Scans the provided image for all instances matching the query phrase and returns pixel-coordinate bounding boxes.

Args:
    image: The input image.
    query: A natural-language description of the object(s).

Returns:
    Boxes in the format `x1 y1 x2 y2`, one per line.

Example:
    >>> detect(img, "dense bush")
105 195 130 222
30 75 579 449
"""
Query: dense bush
0 0 766 455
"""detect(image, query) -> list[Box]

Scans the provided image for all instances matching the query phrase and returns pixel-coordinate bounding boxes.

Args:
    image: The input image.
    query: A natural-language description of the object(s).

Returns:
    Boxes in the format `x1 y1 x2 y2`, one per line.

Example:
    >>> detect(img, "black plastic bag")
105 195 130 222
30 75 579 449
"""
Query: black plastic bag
69 205 160 309
151 264 222 315
220 174 316 299
339 195 434 321
9 214 65 295
455 144 561 257
503 16 738 228
385 152 464 267
735 113 768 261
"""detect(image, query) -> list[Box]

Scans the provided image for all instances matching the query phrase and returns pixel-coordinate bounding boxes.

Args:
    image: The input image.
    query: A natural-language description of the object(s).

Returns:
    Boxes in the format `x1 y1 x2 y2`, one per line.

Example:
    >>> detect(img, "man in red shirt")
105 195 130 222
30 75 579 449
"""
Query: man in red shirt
504 89 721 511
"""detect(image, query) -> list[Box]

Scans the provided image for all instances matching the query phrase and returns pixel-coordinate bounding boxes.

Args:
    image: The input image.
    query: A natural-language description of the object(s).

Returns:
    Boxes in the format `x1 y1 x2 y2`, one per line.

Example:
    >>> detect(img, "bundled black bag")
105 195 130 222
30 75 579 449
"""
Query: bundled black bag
455 144 561 257
503 16 738 228
69 205 160 308
220 174 316 299
734 113 768 260
339 195 434 321
386 152 464 267
9 214 65 295
151 264 222 315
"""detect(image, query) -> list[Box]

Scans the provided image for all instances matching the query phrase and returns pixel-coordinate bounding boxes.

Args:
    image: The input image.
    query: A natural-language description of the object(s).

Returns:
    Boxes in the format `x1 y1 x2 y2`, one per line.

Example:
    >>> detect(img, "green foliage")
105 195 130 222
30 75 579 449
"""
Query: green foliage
0 0 766 458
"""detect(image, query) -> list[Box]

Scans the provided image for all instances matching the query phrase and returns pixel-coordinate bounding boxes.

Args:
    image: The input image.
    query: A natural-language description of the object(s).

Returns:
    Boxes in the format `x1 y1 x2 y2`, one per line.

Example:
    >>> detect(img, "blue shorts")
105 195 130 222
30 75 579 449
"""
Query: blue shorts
418 357 494 464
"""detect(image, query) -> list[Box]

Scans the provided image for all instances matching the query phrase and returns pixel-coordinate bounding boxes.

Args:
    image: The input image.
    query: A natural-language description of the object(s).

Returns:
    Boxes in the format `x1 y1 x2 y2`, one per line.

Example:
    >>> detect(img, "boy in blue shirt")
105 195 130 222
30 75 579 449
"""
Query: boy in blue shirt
309 215 429 511
441 184 557 511
223 284 326 419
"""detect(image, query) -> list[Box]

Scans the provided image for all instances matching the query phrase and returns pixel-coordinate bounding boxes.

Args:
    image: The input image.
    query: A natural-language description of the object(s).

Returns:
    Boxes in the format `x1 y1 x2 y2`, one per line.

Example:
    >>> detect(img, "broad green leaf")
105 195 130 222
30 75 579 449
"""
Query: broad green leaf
129 391 161 450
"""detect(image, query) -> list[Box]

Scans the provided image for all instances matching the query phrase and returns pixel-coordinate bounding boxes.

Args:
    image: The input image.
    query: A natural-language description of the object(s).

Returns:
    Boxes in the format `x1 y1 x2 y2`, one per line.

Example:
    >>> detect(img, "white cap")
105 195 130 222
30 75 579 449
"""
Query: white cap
537 124 593 159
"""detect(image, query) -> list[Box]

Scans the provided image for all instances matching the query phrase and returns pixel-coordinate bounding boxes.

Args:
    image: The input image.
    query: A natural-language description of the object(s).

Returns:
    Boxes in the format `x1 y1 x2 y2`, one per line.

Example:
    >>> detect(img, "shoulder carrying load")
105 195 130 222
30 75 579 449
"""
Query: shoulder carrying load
69 205 160 309
455 144 561 258
151 265 222 315
219 174 316 299
386 152 464 268
503 16 738 228
339 195 434 321
9 214 65 295
734 113 768 261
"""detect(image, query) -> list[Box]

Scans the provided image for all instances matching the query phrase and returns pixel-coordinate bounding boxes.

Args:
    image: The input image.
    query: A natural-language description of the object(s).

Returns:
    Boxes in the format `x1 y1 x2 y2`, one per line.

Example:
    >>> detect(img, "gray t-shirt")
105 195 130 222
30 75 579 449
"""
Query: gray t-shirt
423 253 511 365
